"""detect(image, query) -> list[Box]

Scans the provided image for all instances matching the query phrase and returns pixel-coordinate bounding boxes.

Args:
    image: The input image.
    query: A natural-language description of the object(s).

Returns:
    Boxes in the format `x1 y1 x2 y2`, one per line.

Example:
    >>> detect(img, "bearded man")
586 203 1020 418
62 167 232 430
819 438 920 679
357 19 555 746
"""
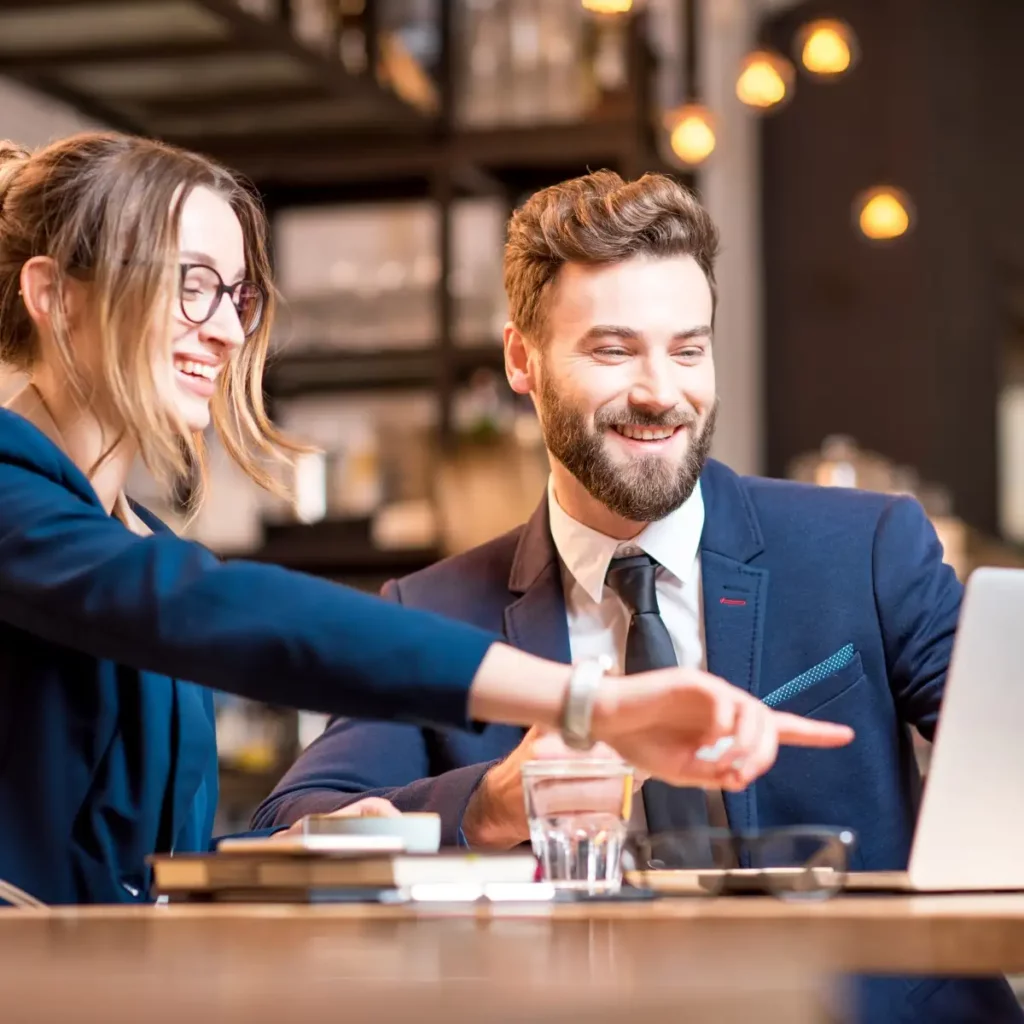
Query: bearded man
255 170 1021 1023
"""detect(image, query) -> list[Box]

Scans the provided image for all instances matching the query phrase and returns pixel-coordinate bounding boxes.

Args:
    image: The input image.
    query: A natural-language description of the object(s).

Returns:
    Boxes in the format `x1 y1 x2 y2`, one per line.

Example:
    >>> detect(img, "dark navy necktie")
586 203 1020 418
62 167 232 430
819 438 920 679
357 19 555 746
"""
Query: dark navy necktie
605 553 712 833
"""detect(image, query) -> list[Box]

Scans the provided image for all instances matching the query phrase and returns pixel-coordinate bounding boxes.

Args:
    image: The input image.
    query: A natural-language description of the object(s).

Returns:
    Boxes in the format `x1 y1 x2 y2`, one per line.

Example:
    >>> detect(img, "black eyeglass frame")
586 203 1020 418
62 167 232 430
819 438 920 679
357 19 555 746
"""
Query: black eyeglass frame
178 262 266 338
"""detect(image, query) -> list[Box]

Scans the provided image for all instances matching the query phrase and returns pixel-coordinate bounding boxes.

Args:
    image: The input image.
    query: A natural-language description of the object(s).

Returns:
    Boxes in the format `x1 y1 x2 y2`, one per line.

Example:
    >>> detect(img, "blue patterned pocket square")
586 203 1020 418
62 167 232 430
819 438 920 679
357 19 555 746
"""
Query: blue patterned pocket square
761 644 856 708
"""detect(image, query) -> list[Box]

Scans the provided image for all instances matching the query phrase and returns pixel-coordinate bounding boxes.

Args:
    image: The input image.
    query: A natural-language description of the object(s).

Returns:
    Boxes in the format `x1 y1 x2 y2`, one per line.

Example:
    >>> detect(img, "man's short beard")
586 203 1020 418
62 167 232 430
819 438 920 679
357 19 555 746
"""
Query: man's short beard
539 377 718 522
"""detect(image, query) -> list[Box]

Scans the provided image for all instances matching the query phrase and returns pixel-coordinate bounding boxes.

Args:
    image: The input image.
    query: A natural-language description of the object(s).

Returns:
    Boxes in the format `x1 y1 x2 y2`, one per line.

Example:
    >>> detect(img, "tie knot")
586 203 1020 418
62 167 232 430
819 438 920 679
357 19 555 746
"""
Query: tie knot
606 553 661 615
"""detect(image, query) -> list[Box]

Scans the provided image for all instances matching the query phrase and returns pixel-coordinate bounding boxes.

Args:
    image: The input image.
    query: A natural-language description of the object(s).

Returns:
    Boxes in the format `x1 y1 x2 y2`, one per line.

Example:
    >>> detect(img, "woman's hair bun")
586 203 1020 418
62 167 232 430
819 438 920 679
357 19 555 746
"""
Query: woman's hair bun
0 141 31 208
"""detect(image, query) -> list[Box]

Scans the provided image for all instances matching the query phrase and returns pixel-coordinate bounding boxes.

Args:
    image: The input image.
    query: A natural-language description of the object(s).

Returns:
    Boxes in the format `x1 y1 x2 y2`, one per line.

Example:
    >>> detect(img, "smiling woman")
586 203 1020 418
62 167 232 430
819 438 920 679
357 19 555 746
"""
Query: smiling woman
0 134 293 517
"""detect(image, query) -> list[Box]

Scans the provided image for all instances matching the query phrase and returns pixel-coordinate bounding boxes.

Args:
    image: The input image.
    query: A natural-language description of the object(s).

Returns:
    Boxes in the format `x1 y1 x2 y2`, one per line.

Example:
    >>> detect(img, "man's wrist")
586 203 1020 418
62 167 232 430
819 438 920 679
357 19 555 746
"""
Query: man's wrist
461 762 526 850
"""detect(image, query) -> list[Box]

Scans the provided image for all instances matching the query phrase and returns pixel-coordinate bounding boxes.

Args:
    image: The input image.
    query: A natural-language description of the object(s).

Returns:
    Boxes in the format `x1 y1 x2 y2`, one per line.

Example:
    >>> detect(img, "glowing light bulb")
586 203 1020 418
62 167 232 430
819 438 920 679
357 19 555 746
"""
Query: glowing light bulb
736 49 795 110
797 19 857 78
855 186 913 241
582 0 634 14
664 104 716 166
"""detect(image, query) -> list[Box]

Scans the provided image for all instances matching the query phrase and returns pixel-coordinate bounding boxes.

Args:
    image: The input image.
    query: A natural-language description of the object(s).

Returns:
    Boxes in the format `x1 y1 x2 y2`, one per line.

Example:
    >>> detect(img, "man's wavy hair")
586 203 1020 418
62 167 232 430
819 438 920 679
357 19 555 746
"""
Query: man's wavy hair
503 169 720 340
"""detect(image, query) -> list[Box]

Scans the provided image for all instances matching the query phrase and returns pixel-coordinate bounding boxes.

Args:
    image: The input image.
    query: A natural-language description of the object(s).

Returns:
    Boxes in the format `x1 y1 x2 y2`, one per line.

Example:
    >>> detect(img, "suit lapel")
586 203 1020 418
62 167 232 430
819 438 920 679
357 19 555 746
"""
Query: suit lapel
701 551 768 701
700 552 768 834
698 460 769 834
504 570 572 664
503 500 572 664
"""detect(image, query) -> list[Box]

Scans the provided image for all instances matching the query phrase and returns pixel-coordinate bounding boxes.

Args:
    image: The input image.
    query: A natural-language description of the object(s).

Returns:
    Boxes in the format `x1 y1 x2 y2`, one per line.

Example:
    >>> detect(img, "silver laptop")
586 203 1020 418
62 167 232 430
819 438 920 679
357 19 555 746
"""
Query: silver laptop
847 566 1024 893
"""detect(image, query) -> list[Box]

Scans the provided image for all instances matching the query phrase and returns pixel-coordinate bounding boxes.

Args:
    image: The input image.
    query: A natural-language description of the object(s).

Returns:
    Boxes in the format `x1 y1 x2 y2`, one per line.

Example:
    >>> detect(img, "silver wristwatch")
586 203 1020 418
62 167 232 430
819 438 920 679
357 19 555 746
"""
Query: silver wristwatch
560 656 611 750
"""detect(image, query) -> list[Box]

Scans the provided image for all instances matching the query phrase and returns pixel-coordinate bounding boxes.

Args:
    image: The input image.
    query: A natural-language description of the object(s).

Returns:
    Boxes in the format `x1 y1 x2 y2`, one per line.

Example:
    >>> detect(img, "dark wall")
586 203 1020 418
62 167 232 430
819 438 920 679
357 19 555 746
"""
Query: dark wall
762 0 1024 534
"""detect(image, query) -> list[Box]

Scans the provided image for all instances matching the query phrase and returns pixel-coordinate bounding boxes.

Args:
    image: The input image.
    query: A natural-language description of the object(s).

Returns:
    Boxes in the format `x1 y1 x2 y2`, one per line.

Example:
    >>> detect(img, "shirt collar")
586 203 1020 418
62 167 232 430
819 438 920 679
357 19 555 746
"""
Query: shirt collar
547 475 705 604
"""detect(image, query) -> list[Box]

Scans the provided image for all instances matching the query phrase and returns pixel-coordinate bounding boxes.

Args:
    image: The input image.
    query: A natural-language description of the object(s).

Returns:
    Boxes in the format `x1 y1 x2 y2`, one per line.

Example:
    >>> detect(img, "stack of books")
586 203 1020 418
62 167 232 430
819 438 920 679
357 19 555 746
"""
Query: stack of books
149 832 543 904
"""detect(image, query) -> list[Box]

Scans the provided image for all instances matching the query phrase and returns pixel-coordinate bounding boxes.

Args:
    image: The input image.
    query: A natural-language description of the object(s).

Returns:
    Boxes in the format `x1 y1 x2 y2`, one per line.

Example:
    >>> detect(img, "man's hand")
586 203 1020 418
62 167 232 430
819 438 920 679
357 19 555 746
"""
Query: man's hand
274 796 401 839
462 727 650 851
590 667 854 791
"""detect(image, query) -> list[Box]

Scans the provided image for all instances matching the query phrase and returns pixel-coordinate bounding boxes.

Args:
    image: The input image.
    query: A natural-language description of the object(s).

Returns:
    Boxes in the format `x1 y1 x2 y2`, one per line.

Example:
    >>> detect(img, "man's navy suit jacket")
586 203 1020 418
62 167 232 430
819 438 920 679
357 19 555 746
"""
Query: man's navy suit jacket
255 458 1021 1022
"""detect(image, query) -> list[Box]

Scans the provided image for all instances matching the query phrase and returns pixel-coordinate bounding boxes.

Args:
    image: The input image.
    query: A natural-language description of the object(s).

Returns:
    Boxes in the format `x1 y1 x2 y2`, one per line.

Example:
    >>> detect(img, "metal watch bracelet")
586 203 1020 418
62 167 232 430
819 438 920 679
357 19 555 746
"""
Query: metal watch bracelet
560 656 611 750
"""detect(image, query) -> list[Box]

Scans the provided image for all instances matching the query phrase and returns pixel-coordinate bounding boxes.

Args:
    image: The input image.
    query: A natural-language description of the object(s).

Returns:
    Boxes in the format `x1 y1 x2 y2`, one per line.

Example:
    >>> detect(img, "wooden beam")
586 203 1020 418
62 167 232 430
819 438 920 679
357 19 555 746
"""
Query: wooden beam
262 345 505 399
190 0 415 116
172 118 637 184
140 82 326 120
0 38 263 73
184 132 440 182
259 177 435 210
450 120 634 168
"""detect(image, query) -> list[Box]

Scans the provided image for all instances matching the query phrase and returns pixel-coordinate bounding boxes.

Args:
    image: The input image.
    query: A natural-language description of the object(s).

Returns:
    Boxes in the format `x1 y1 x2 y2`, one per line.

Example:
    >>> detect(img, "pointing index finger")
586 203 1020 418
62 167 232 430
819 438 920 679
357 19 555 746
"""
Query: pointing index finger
773 711 854 748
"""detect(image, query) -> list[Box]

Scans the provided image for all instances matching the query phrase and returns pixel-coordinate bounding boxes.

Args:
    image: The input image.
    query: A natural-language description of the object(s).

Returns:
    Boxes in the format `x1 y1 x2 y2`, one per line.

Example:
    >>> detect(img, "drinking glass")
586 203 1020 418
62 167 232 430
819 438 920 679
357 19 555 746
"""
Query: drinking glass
521 760 634 894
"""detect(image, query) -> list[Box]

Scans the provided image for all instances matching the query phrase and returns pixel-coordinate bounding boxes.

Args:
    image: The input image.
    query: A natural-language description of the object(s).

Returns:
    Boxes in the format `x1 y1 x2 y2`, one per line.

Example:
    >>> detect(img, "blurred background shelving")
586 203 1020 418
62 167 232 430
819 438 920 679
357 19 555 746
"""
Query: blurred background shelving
3 0 1024 834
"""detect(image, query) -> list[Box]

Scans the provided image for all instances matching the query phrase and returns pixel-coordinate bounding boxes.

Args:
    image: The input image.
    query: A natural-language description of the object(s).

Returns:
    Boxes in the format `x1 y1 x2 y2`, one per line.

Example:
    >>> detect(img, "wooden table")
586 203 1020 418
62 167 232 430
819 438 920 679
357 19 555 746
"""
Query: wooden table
2 895 1024 1023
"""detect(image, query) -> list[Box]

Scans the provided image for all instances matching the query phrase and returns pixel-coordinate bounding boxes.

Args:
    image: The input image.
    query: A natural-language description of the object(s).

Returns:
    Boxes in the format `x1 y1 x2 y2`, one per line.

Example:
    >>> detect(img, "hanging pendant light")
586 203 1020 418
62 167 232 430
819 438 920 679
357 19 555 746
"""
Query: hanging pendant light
665 104 717 165
854 186 913 241
795 18 859 79
662 0 715 168
849 9 912 243
736 48 795 111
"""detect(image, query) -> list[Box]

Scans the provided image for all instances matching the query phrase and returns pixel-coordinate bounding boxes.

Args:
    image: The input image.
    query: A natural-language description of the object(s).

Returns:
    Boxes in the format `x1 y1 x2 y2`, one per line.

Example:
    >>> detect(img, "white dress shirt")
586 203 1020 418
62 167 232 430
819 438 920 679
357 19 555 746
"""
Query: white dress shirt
547 476 707 677
547 477 726 833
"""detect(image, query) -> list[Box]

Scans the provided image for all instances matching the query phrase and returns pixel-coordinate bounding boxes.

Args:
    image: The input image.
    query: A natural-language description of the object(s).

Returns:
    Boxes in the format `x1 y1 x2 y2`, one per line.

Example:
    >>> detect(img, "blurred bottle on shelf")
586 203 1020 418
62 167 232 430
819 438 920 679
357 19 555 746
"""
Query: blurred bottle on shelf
585 11 630 101
507 0 540 123
459 0 505 126
458 0 595 127
267 393 439 543
286 435 384 525
540 0 588 122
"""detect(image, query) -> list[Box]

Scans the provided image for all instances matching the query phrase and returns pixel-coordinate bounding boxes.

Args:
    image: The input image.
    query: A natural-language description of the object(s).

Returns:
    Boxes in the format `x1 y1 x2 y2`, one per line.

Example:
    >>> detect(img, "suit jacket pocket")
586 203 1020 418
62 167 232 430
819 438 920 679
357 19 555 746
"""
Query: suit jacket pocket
762 648 867 718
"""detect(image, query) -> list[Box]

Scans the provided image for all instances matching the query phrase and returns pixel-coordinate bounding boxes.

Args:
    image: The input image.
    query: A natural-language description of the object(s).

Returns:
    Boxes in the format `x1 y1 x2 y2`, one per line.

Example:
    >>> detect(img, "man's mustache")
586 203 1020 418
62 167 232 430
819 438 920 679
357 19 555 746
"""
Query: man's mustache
595 407 699 431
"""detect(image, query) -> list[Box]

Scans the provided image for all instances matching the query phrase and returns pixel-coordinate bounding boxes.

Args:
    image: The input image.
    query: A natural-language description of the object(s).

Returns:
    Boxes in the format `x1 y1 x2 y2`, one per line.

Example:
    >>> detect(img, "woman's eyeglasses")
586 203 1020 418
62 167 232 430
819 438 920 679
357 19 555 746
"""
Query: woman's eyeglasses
179 263 265 337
